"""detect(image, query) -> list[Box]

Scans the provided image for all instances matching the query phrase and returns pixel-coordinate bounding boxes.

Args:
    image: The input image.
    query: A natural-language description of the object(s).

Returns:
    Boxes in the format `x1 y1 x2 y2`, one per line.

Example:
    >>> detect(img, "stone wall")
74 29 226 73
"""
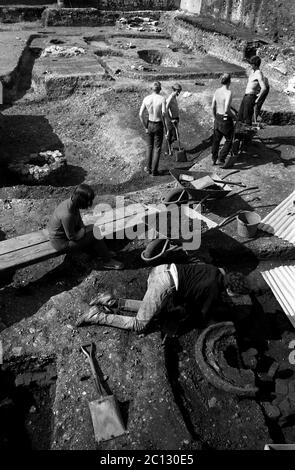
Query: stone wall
0 0 180 7
199 0 295 42
97 0 180 10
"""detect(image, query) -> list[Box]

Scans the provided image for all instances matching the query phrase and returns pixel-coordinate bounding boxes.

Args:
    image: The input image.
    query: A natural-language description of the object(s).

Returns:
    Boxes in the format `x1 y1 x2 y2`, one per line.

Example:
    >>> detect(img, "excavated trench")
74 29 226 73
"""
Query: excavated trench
0 356 57 450
1 21 295 449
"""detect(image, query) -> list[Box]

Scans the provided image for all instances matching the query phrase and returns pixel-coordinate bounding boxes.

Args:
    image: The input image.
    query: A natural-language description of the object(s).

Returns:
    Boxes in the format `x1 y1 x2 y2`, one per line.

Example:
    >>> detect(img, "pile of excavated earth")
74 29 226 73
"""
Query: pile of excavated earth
0 7 295 450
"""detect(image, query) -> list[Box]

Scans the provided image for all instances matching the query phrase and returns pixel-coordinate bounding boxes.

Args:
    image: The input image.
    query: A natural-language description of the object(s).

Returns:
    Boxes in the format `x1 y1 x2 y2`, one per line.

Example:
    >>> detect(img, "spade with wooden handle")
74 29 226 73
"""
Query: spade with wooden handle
81 343 126 444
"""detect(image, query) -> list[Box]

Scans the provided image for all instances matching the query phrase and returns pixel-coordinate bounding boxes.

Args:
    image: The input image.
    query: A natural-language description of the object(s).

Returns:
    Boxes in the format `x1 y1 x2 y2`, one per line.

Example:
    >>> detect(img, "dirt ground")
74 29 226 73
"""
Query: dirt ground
1 20 295 451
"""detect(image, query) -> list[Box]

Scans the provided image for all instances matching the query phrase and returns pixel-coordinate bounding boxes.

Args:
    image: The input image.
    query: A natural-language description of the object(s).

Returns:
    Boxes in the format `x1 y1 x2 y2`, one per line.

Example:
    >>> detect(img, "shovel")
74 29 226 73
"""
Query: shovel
81 343 126 444
173 123 187 162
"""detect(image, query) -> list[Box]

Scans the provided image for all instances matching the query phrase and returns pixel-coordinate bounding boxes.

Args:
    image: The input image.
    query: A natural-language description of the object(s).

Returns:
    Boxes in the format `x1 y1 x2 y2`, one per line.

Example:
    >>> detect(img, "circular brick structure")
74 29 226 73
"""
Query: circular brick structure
195 321 258 397
8 150 67 184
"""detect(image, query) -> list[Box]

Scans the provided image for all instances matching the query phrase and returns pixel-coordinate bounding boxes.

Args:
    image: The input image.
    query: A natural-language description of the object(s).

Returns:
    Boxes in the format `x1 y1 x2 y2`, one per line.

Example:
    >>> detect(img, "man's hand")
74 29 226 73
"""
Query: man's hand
145 128 149 134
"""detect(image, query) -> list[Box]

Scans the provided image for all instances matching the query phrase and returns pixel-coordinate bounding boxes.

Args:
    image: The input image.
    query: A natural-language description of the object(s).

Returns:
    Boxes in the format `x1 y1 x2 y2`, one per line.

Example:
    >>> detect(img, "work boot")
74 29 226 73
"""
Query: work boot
76 306 105 327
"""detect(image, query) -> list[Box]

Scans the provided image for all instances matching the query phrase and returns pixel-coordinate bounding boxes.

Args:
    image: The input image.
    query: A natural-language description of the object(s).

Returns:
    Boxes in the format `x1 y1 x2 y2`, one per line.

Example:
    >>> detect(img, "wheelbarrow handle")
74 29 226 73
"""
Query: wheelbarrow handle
81 343 105 397
227 186 260 197
221 170 240 179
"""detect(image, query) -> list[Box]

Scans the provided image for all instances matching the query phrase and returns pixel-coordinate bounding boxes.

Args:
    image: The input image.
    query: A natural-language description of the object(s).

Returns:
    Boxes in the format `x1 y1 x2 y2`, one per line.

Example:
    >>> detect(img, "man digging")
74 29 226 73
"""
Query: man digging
139 81 166 177
76 263 250 334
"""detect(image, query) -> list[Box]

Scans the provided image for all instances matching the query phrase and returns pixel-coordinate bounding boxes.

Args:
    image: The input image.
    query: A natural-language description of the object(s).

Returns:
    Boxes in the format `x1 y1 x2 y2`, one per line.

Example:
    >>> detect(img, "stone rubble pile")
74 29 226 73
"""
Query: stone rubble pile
41 45 86 58
8 150 67 183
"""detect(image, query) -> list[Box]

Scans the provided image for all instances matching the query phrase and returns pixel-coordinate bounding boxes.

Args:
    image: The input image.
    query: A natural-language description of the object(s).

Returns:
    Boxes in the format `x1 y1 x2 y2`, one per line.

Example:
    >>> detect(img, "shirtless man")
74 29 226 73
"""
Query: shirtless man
165 83 182 156
238 55 267 126
139 81 166 176
211 73 236 166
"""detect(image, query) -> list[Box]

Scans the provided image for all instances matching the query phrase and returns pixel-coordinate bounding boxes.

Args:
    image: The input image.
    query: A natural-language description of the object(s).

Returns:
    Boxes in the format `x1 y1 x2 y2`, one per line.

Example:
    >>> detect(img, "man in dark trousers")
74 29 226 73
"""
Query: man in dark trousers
238 55 267 126
76 263 250 333
139 81 166 176
211 73 237 166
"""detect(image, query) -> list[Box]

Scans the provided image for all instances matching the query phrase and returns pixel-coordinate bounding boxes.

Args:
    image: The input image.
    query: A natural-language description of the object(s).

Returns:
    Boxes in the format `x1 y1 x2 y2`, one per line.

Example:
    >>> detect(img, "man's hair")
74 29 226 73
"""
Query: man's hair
152 81 161 92
221 73 231 85
249 55 261 68
224 272 250 295
72 184 94 209
172 83 182 92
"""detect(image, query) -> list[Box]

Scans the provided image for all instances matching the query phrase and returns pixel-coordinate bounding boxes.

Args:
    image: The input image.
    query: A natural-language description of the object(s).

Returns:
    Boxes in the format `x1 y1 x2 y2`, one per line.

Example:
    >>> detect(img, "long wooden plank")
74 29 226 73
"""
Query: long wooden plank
0 206 148 257
0 240 61 271
0 229 49 256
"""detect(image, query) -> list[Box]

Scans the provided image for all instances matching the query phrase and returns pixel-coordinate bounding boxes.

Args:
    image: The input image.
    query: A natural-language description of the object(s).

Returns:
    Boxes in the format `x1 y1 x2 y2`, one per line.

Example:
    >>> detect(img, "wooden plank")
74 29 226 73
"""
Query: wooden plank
0 229 49 256
0 206 148 257
91 204 147 227
0 240 61 271
0 216 94 257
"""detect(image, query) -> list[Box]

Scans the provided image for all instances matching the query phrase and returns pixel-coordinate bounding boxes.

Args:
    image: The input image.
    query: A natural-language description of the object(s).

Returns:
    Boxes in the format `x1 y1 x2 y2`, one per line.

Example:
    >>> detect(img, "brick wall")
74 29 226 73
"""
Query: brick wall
199 0 295 41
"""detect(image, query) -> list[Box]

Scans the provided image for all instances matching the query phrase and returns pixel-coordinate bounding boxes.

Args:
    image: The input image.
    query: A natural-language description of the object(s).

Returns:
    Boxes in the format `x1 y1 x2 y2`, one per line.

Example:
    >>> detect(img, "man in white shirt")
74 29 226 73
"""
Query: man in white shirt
238 56 267 126
139 81 166 176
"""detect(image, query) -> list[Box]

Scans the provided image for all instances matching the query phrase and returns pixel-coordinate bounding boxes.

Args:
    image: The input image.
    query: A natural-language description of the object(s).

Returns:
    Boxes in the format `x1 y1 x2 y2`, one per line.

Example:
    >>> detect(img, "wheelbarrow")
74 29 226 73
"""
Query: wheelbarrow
169 169 240 202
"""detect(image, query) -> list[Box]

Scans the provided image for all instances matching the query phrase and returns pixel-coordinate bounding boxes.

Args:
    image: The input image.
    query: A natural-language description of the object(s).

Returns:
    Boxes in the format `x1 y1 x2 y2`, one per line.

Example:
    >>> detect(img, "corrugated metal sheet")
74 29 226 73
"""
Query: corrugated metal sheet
262 265 295 329
259 190 295 244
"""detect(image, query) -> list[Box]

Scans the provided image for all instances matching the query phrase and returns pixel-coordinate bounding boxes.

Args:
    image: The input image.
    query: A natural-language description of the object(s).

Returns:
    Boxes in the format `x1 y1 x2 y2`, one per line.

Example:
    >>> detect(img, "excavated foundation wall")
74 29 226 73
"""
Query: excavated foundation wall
162 11 295 92
97 0 180 9
200 0 295 42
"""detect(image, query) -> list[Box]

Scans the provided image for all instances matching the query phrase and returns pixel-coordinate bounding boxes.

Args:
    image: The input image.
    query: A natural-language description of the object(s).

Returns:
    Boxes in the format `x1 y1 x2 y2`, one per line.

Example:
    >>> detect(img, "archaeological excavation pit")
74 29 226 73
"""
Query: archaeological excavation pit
0 356 57 450
8 151 67 185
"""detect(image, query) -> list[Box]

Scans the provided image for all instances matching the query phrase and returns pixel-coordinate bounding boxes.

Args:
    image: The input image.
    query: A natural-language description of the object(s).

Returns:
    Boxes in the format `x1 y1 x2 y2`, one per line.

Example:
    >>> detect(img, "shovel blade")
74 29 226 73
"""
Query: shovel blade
89 395 126 443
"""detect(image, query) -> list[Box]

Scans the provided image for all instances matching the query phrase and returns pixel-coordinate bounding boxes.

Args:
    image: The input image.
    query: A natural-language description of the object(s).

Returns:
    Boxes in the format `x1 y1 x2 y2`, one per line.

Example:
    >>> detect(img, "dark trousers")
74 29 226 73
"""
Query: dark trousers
146 120 164 173
212 114 234 163
50 230 110 258
238 94 256 125
254 87 269 122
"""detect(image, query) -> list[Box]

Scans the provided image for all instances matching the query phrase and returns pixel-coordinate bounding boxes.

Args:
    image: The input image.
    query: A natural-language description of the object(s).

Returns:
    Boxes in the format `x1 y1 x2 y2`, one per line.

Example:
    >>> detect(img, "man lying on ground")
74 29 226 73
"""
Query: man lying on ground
47 183 123 270
76 262 250 333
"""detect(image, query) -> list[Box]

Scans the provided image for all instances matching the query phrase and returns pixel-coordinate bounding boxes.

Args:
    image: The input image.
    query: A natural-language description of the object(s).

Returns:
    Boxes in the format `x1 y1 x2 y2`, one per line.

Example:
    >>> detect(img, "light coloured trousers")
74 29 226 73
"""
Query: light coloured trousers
94 264 176 333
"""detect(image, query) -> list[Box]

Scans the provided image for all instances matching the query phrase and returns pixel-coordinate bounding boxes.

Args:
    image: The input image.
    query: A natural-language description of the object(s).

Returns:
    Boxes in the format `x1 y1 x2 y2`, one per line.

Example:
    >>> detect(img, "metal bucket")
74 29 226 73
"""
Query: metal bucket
236 211 261 238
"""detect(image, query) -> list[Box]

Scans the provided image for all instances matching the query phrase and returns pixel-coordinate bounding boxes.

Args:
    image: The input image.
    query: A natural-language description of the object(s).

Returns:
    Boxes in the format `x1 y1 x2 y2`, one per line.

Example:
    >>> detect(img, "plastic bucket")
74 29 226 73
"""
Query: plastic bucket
236 211 261 238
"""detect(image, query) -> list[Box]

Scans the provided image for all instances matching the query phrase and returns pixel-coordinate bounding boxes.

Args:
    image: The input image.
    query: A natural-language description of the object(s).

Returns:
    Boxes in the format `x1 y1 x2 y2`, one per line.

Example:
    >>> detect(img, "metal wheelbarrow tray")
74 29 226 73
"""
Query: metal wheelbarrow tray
169 169 233 201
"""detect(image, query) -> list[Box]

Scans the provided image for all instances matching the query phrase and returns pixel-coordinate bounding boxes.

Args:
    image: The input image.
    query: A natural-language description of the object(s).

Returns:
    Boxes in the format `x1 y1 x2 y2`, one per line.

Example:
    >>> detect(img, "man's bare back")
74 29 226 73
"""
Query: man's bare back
212 87 232 116
140 93 166 123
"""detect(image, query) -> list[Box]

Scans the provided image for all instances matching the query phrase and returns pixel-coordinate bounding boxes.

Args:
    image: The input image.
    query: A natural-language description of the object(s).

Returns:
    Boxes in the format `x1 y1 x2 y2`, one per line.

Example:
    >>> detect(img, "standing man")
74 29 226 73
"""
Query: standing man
238 55 267 126
165 83 182 156
139 81 166 176
211 73 236 166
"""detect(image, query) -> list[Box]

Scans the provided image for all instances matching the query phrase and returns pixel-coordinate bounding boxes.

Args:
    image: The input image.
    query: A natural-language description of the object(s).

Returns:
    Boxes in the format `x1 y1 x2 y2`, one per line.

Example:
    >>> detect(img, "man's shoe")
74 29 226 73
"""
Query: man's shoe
76 306 103 327
151 171 159 177
217 159 225 165
89 292 117 308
